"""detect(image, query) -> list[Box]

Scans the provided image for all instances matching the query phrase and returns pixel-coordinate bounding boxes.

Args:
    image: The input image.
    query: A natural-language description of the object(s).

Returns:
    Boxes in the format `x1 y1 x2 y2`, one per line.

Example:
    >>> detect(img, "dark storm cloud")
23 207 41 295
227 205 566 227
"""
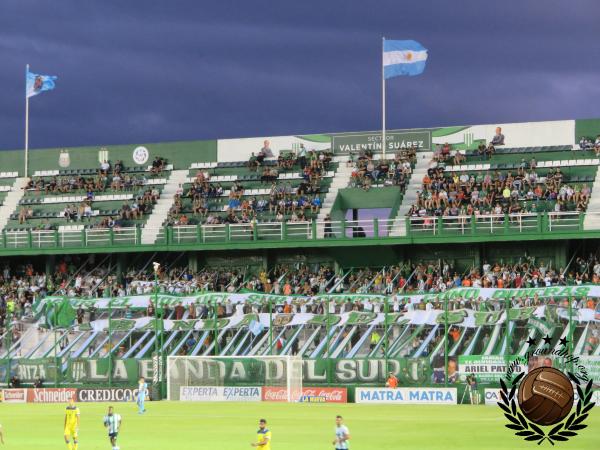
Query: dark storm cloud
0 0 599 150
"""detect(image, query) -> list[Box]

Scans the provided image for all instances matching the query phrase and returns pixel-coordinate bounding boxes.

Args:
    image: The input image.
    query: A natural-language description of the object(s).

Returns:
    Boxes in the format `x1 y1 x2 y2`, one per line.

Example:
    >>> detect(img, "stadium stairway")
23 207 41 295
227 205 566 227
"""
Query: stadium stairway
0 176 29 231
389 151 434 236
140 169 189 244
583 167 600 230
316 156 354 228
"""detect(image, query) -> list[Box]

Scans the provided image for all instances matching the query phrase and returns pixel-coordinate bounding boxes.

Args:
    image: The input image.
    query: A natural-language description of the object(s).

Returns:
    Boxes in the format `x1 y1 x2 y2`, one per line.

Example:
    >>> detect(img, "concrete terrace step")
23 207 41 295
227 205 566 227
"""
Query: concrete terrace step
140 170 189 244
0 177 29 231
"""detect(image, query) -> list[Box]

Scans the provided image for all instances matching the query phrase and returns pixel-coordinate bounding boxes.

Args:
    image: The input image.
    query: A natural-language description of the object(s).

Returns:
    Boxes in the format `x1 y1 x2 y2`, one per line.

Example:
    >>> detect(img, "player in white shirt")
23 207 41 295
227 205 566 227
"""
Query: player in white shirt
103 406 122 450
333 415 350 449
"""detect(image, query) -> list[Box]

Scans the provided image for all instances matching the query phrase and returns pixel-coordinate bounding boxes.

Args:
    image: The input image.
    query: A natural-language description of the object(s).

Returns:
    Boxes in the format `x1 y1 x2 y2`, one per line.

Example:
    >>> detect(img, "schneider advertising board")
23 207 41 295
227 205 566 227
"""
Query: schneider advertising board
331 130 432 154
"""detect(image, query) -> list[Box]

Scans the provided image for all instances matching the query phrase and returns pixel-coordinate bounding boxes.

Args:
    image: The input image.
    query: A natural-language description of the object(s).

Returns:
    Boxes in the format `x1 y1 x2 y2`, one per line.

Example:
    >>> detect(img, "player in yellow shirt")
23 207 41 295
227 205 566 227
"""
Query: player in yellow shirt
64 398 80 450
251 418 271 449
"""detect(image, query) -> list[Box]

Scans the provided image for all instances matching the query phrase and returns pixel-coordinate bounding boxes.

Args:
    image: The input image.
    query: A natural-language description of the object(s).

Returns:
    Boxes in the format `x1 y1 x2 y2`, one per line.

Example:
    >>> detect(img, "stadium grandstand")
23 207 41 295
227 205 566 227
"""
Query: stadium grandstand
1 117 600 402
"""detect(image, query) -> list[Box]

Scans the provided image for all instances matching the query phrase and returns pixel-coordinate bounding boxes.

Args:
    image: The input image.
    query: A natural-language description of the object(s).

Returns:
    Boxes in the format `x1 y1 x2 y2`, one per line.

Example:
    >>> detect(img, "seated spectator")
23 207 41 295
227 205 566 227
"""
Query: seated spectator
248 153 258 171
579 136 593 150
151 156 165 174
491 127 505 146
261 139 274 158
99 160 111 176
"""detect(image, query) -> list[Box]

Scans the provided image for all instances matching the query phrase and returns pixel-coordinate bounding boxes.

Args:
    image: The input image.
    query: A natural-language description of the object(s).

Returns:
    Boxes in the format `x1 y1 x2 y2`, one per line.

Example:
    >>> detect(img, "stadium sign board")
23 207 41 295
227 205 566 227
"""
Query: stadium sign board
77 387 149 402
355 387 457 404
179 386 262 402
458 355 527 383
27 388 77 403
484 388 502 405
331 130 432 154
262 387 347 403
1 389 27 403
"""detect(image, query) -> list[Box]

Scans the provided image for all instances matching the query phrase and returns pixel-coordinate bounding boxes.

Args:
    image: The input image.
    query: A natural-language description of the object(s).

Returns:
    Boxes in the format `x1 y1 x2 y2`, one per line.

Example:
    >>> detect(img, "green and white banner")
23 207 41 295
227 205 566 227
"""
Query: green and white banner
35 284 600 312
71 305 598 334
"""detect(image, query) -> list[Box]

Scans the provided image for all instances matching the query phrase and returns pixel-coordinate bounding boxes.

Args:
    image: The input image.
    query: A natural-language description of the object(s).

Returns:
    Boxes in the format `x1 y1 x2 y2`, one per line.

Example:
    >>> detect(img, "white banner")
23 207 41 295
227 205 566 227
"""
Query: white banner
179 386 262 402
355 387 457 404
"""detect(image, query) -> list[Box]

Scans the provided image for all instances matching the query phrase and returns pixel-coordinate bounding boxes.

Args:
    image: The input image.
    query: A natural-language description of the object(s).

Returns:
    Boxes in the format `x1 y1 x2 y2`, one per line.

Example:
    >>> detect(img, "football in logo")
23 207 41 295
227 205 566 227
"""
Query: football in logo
518 367 574 426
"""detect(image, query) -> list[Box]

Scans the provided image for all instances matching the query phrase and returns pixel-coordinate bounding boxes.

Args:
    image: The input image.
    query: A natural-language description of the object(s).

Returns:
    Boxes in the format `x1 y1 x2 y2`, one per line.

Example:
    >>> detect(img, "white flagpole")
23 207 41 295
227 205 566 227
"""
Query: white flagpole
382 37 386 160
25 64 30 177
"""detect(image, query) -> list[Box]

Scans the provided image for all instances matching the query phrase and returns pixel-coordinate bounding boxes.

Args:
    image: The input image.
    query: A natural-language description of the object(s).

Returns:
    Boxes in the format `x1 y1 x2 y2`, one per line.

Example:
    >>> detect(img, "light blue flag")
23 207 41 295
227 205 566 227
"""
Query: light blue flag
249 319 265 336
26 68 58 98
383 40 428 79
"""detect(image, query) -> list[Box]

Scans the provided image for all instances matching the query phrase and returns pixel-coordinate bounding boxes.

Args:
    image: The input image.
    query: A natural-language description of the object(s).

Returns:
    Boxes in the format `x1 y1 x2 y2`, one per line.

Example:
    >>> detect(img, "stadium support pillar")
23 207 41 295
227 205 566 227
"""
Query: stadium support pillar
504 297 510 371
4 311 12 386
444 297 448 388
384 296 389 371
108 297 113 388
325 300 330 358
54 328 59 387
153 269 160 395
269 298 273 355
213 301 218 356
568 298 574 373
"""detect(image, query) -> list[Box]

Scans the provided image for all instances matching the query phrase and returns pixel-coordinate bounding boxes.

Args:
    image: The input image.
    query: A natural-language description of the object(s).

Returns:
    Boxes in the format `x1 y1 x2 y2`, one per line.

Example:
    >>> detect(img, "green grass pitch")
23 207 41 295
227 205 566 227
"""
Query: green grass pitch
1 402 598 449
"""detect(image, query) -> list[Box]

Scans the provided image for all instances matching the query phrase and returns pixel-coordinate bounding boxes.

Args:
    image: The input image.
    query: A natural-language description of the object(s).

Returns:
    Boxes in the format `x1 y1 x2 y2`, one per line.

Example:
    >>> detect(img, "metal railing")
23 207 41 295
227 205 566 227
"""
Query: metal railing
407 211 583 236
0 212 590 250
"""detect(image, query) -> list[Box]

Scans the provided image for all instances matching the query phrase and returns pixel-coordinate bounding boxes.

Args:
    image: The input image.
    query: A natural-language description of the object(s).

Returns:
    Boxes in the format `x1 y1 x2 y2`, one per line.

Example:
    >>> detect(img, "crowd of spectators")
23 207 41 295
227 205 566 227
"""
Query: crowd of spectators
16 158 166 229
166 143 332 226
408 159 590 219
578 135 600 154
348 147 416 191
4 255 600 359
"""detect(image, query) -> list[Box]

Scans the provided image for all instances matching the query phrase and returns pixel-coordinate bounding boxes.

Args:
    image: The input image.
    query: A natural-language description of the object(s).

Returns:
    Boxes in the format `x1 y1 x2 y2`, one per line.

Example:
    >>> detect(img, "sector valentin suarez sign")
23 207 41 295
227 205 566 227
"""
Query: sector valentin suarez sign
331 130 432 154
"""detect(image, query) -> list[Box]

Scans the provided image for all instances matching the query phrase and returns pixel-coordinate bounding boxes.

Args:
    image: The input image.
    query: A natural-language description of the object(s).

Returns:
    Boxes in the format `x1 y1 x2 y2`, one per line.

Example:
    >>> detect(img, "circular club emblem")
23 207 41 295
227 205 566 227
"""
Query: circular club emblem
133 146 149 165
518 367 574 426
58 150 71 168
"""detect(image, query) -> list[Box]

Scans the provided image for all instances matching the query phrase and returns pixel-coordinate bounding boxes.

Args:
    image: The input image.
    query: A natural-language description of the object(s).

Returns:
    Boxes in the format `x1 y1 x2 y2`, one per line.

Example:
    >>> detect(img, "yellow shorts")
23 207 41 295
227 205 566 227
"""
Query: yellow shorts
64 426 78 439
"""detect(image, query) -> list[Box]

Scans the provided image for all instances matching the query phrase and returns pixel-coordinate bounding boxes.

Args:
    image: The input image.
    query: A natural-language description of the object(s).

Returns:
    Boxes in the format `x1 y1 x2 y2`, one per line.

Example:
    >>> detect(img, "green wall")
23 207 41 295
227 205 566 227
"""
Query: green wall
575 118 600 140
0 139 217 176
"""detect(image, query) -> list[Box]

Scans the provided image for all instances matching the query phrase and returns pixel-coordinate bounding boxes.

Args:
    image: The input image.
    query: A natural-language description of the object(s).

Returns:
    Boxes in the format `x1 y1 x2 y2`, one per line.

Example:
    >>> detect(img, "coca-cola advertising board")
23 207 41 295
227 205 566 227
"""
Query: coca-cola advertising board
262 387 347 403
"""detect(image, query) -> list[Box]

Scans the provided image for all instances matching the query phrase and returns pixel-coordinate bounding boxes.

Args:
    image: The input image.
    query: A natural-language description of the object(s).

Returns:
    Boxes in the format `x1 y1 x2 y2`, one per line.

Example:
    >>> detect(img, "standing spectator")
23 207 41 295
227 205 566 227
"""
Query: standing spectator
386 371 399 388
297 144 307 169
174 301 185 320
491 126 505 146
76 306 85 325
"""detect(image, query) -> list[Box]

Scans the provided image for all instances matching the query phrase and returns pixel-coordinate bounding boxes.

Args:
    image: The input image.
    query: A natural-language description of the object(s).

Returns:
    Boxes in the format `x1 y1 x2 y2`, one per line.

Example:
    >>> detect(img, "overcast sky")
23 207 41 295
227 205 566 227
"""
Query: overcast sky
1 0 599 150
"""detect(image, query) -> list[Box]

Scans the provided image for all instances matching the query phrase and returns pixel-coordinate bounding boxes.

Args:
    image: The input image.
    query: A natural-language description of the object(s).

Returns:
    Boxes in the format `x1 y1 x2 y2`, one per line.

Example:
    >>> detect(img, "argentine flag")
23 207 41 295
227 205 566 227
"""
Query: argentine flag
26 68 57 98
383 40 428 78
